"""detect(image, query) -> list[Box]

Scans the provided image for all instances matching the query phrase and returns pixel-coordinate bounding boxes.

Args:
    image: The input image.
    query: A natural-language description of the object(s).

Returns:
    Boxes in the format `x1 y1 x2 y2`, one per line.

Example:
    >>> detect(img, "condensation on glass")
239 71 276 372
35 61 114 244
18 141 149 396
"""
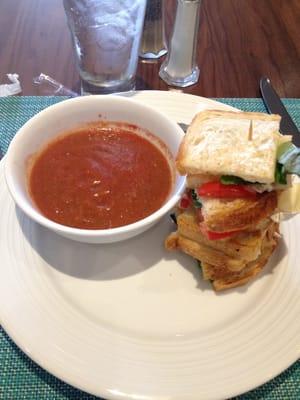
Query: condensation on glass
63 0 146 94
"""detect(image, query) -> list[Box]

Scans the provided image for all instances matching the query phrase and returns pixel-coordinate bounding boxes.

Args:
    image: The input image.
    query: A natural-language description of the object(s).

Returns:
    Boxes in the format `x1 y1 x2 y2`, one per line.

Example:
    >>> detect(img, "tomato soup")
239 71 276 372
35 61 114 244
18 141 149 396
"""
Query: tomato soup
28 122 174 229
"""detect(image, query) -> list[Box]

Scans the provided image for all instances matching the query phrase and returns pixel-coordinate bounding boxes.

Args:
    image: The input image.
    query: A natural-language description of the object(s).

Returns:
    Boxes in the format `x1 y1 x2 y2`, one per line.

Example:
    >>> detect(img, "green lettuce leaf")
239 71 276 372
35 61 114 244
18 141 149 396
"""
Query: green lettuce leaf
220 175 249 185
277 142 300 175
275 163 287 184
191 189 202 208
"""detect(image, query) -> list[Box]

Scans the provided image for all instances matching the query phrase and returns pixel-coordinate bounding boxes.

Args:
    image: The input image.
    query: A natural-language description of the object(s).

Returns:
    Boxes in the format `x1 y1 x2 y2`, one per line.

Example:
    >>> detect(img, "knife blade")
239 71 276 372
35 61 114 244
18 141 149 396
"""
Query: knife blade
260 77 300 147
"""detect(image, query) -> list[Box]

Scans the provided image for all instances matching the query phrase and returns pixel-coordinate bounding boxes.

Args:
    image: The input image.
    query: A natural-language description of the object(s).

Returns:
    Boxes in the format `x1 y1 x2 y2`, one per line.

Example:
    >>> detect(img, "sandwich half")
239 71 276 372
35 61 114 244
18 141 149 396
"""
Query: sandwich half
165 109 299 291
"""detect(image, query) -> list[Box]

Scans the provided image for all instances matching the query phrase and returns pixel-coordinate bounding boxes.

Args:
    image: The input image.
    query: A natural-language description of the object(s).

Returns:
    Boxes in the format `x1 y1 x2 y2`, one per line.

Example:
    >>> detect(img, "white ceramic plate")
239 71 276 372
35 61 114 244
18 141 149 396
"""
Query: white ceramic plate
0 91 299 400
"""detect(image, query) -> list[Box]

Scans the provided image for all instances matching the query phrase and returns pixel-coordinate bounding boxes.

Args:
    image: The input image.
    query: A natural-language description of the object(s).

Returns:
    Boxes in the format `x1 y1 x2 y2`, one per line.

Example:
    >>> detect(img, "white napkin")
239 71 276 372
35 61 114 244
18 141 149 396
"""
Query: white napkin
0 74 22 97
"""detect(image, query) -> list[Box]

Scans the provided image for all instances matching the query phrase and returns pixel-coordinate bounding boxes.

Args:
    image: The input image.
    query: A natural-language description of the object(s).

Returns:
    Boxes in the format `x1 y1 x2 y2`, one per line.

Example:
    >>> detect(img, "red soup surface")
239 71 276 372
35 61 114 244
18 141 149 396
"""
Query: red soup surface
29 122 173 229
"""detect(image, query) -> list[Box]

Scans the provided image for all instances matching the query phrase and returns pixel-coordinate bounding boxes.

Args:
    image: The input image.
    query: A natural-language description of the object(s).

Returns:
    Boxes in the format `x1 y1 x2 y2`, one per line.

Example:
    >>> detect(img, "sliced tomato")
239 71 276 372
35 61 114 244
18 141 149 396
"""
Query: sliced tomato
179 194 191 209
199 223 240 240
197 181 257 199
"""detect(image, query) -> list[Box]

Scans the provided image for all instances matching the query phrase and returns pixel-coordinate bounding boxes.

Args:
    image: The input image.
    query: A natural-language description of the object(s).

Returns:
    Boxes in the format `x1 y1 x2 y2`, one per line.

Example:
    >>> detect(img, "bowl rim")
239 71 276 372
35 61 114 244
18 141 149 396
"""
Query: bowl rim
5 95 186 238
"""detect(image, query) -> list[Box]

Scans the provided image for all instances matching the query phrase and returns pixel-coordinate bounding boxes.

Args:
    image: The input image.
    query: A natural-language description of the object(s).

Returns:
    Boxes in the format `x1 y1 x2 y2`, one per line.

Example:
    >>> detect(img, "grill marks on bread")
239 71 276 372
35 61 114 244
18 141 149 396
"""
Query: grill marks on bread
201 191 278 232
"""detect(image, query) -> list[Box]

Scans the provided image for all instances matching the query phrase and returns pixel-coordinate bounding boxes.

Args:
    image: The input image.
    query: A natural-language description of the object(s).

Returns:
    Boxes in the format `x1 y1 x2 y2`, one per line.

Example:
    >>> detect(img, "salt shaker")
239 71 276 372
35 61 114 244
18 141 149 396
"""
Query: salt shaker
139 0 168 59
159 0 201 87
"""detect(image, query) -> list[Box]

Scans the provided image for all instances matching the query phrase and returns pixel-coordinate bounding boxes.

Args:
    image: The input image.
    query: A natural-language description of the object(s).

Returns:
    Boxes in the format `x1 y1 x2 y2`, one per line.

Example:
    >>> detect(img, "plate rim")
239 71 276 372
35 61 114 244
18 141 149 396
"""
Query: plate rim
0 91 299 400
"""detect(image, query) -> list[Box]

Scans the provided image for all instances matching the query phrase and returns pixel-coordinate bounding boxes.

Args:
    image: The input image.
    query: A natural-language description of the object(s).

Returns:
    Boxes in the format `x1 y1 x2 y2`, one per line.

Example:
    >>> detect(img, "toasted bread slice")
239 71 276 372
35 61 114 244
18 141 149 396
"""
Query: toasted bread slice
205 242 275 291
165 222 279 291
201 221 278 281
201 191 278 232
176 211 270 261
176 110 288 184
209 229 279 290
165 232 250 271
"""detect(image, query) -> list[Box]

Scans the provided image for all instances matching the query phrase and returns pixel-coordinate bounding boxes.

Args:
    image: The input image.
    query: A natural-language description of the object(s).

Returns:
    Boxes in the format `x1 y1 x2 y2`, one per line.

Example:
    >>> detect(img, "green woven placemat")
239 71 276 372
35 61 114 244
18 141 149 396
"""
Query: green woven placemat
0 96 299 400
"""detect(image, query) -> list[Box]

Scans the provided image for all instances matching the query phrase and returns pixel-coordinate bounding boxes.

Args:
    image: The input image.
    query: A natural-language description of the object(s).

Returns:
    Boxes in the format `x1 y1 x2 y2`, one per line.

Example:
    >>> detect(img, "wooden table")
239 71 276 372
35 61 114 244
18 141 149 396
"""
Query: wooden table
0 0 299 97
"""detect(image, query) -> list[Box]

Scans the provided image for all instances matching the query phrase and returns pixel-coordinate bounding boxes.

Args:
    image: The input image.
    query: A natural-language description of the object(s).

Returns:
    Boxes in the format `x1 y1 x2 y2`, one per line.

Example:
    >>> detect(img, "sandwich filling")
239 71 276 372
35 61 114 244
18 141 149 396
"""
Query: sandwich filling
165 110 300 291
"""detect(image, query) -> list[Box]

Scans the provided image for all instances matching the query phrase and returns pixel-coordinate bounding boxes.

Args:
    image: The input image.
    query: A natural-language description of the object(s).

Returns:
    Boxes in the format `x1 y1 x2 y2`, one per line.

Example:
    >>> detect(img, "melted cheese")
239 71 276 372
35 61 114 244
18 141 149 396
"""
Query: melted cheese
278 176 300 213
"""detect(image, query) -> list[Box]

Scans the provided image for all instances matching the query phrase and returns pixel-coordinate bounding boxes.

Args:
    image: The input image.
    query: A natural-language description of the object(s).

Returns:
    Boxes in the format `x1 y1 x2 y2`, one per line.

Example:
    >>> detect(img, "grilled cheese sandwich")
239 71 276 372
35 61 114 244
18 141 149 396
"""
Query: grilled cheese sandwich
165 109 299 291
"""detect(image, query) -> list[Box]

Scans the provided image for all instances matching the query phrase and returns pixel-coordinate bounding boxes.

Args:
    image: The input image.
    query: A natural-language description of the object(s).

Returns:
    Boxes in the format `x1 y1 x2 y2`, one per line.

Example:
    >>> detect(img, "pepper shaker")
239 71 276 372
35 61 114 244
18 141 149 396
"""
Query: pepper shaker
159 0 201 87
139 0 168 59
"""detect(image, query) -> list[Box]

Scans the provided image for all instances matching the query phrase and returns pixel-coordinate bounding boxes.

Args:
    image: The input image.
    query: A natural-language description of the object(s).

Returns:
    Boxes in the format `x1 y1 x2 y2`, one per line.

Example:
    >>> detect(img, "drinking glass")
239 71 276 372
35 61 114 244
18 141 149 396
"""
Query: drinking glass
63 0 146 94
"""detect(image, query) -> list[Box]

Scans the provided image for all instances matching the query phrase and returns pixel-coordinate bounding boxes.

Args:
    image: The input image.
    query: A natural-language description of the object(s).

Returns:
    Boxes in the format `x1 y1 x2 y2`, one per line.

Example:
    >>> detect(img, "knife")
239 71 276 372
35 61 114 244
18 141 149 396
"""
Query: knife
260 77 300 147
